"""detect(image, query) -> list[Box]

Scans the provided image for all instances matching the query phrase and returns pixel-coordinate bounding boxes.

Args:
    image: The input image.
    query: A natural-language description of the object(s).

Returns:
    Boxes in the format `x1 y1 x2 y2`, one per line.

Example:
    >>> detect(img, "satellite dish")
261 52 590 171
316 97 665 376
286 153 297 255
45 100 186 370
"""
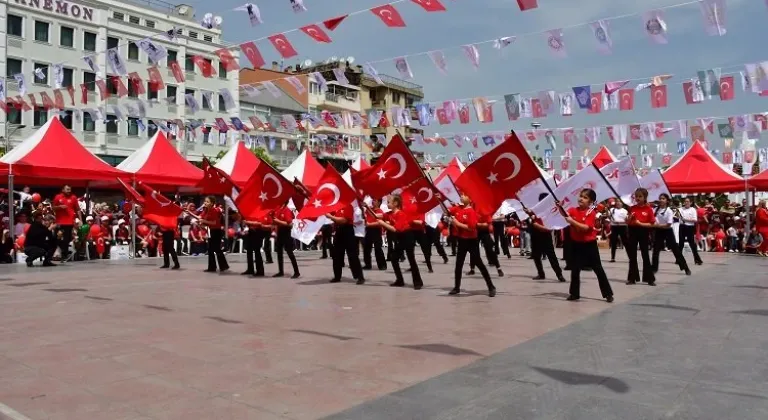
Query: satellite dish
204 12 213 20
213 16 223 27
303 59 313 67
330 56 338 62
178 5 189 14
347 56 355 63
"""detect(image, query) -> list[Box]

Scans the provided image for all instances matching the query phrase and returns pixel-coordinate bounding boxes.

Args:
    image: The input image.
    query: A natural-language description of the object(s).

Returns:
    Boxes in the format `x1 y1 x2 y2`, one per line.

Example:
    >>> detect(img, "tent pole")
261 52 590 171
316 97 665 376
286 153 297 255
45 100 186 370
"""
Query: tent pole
8 166 14 247
130 178 137 259
745 176 751 234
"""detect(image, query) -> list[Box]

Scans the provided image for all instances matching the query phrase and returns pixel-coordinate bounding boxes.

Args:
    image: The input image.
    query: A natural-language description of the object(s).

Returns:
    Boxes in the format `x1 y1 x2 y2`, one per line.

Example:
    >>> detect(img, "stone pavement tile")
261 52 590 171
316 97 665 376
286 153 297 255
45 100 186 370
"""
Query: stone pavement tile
112 347 211 376
39 357 147 387
231 367 403 420
662 384 768 419
214 351 326 382
148 337 258 364
388 372 519 406
692 345 768 392
321 394 458 420
158 361 270 397
551 396 666 420
88 374 205 407
139 396 289 420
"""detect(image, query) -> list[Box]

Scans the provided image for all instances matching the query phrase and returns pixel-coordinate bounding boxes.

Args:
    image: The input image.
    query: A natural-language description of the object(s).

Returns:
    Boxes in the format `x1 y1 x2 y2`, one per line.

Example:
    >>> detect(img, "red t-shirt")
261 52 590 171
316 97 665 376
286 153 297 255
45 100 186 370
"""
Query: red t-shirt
53 193 79 225
390 209 411 232
449 205 461 236
332 205 354 225
275 206 294 226
477 213 493 233
201 206 223 229
568 207 598 242
756 208 768 229
629 204 655 225
454 206 478 239
256 213 273 231
408 211 425 232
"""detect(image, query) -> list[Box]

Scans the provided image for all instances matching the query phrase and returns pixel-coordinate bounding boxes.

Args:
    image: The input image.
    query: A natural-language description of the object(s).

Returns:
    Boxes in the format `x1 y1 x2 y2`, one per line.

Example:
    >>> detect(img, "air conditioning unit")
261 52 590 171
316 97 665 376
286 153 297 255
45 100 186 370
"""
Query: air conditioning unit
174 4 195 19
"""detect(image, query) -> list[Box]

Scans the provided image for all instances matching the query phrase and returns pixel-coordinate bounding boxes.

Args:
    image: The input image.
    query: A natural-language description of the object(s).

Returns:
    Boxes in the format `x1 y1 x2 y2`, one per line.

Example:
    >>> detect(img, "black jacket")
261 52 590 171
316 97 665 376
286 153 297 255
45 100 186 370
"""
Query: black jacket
25 221 52 249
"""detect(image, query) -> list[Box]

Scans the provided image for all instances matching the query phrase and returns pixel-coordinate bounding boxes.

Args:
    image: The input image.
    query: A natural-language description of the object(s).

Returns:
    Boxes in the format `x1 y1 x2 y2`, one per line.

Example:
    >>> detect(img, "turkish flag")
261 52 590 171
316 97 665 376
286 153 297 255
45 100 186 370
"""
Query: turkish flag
297 166 357 220
321 111 337 128
193 56 216 77
138 183 183 230
650 84 667 108
606 126 614 141
300 24 332 43
754 114 767 130
197 158 238 196
352 134 423 198
95 80 109 100
147 67 166 91
401 177 443 214
79 84 88 105
563 128 574 144
53 89 65 109
411 0 446 12
531 99 543 118
655 122 666 138
66 85 75 105
630 124 641 140
215 49 240 72
588 92 601 114
128 72 146 95
323 14 348 30
378 112 390 128
240 42 265 68
268 34 298 58
39 92 55 109
117 178 144 204
455 131 541 216
111 76 129 97
436 108 450 124
719 76 734 101
235 160 295 219
683 81 698 104
690 125 706 143
249 116 265 129
458 105 470 124
370 4 406 27
619 89 634 110
168 61 184 83
517 0 538 10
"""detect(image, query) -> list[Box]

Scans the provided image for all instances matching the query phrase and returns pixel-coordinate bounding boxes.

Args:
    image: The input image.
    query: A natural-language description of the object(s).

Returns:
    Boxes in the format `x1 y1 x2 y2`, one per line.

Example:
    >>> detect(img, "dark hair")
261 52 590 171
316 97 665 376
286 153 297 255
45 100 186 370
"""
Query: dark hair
205 195 217 204
580 188 596 203
538 193 549 201
634 188 649 199
658 193 670 201
389 194 402 209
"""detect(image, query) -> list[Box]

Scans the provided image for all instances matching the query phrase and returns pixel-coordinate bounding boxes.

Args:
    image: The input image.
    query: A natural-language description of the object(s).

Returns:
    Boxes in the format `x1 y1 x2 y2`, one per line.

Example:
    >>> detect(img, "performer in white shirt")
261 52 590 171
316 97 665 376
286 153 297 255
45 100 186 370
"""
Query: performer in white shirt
676 197 703 265
608 200 629 262
652 194 691 276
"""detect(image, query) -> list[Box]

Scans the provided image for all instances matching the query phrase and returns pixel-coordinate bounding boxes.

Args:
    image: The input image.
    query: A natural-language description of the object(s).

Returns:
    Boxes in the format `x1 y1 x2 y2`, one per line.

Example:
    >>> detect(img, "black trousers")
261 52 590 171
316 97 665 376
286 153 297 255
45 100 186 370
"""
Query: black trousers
492 221 510 256
454 237 494 291
25 245 54 264
385 231 396 262
275 230 299 275
652 228 689 272
447 233 458 255
569 240 613 299
609 225 629 261
321 225 333 258
678 224 702 264
532 231 563 278
263 233 273 263
562 227 572 265
161 230 179 267
627 226 654 283
57 225 73 259
414 230 434 272
332 225 364 281
363 227 387 270
424 225 448 261
245 229 264 275
391 231 423 287
207 228 229 271
472 230 500 269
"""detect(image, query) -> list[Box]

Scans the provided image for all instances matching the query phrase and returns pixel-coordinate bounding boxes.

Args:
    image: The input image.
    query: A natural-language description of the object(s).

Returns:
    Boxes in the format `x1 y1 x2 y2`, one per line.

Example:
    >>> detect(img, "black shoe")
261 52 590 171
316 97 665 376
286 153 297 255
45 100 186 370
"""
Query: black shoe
159 265 170 269
272 272 284 278
626 280 636 285
443 256 449 264
685 268 691 276
390 282 405 287
467 270 475 275
42 262 56 267
428 269 434 273
488 288 496 297
265 260 273 264
414 284 423 290
609 259 615 263
356 278 365 285
329 278 341 283
532 275 545 280
252 272 265 278
26 261 34 267
557 276 566 282
172 265 180 270
204 269 216 273
606 296 614 303
695 261 703 266
362 266 372 270
291 273 301 279
647 282 656 286
448 288 460 295
497 269 504 277
241 271 255 276
567 295 580 301
563 266 571 270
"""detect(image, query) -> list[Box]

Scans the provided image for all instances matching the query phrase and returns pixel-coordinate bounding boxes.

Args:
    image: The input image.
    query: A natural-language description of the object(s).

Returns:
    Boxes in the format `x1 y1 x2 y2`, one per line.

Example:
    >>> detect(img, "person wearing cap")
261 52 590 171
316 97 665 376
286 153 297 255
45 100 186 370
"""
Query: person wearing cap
24 211 56 267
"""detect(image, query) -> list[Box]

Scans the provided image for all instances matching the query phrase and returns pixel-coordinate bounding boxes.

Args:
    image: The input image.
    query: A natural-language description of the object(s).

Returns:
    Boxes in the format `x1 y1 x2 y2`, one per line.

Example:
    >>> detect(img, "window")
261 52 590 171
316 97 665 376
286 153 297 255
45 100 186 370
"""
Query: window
6 58 22 78
128 42 139 61
147 83 158 100
128 16 140 25
60 110 74 129
83 111 95 131
62 68 74 88
167 50 177 65
218 61 227 78
147 120 158 138
203 127 211 144
83 71 96 91
112 12 124 20
202 92 212 110
83 31 97 51
309 82 320 95
107 36 119 50
33 107 47 127
184 55 194 72
166 85 177 102
218 95 226 112
185 88 195 98
188 31 198 39
60 26 74 47
106 115 118 134
7 15 23 38
6 104 22 124
392 92 401 104
34 21 49 43
33 63 48 85
145 20 155 28
127 117 140 136
203 35 213 43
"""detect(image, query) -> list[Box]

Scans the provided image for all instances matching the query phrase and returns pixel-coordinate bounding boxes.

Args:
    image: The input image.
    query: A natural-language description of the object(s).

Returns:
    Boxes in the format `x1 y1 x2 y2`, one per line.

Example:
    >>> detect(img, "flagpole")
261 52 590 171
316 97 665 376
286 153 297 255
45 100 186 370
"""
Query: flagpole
130 178 137 259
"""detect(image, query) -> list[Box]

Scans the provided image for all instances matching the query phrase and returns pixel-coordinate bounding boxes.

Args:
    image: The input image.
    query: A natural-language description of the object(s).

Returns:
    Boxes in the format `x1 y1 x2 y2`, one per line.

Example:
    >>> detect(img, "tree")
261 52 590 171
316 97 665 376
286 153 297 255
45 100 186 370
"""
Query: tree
532 156 545 168
200 147 279 168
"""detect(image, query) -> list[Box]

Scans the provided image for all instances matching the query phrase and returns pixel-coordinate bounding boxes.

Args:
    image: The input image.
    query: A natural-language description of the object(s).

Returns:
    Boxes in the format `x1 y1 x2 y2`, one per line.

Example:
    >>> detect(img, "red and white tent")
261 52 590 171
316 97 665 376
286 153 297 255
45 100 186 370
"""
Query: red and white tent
748 168 768 191
433 157 465 185
0 116 125 184
215 141 262 187
591 146 618 169
280 149 324 189
350 155 370 171
117 131 203 187
663 140 745 193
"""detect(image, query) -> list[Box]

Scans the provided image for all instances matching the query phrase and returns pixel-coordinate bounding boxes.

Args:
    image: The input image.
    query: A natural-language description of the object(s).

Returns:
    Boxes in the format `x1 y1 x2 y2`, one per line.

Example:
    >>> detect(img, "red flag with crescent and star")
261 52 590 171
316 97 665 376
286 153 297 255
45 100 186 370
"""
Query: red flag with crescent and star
235 160 295 220
138 183 183 230
411 0 447 12
650 84 667 108
116 178 144 204
197 157 239 196
370 4 406 27
297 165 357 220
240 41 266 68
400 177 443 214
300 24 332 43
268 34 298 58
455 131 541 216
352 134 423 199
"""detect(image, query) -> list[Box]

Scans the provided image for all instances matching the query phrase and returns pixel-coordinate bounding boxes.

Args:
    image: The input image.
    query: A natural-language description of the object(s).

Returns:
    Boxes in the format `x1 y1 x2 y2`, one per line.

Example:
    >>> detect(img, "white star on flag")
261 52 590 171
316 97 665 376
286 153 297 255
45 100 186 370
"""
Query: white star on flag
259 192 268 201
313 199 322 208
377 168 387 179
487 172 498 183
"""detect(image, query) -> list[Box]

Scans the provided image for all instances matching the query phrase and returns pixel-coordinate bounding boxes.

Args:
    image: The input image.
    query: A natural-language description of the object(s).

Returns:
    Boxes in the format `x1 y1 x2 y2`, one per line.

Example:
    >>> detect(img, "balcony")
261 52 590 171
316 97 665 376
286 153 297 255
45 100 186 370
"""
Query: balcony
311 124 362 137
310 84 361 112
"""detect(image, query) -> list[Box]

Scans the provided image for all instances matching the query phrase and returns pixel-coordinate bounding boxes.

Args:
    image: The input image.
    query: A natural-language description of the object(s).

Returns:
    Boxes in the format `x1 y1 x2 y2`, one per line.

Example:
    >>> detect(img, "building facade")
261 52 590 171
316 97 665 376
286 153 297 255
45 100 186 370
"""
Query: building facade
0 0 239 165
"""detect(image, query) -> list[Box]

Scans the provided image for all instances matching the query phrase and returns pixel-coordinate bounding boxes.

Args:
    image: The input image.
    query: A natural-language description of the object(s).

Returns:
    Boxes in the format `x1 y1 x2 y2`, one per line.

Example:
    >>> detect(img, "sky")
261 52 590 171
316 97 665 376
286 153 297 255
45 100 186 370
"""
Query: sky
191 0 765 166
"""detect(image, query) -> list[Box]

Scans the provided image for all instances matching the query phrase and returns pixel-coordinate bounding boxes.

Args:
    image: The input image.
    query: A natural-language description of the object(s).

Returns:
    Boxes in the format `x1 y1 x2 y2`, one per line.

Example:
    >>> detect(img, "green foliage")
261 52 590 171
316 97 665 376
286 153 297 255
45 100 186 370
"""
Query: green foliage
201 147 279 168
532 156 545 168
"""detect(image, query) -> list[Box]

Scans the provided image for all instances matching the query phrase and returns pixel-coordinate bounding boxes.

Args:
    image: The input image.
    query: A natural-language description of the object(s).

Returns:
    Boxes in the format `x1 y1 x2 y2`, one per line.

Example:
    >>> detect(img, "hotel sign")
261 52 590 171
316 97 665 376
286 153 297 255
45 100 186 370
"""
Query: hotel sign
13 0 94 22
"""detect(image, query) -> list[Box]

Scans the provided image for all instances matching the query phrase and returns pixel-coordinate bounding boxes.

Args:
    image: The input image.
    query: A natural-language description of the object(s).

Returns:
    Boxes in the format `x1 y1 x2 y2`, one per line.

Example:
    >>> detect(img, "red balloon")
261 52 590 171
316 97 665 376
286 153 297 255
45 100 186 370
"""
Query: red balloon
23 223 30 234
596 203 606 213
122 202 132 213
137 224 150 236
15 235 25 249
31 193 41 203
507 227 520 236
437 222 445 231
227 228 235 238
89 224 102 237
441 228 449 237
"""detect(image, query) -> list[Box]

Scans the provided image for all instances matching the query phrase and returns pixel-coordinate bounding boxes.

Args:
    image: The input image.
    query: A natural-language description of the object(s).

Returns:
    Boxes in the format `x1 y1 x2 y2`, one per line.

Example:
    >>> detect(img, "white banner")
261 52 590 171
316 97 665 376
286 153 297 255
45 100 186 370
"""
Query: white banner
639 169 671 202
600 158 642 205
531 165 614 229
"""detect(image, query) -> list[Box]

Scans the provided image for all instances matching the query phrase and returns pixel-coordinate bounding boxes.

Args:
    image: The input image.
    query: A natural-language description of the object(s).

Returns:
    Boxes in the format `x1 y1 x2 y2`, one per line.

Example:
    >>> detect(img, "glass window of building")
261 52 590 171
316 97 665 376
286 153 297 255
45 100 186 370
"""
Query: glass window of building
60 110 74 129
107 36 119 50
6 105 22 125
83 31 97 51
6 58 22 78
184 55 195 72
33 107 47 126
167 49 177 65
147 83 158 100
147 120 158 138
218 95 226 112
34 21 49 43
33 63 49 85
128 42 139 61
83 71 96 91
62 68 74 88
7 15 23 38
166 85 177 102
127 117 140 136
82 111 95 132
106 114 119 134
60 26 74 47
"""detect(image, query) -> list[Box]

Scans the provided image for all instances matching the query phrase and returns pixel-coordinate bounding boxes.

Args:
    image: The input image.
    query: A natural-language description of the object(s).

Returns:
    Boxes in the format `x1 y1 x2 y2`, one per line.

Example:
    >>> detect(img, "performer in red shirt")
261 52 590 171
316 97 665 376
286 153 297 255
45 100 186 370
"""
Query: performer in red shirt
198 196 229 273
378 195 423 289
561 188 613 302
326 204 365 284
627 188 655 285
756 200 768 255
273 203 300 278
470 210 504 277
448 193 496 297
243 211 272 277
362 198 387 271
52 185 81 261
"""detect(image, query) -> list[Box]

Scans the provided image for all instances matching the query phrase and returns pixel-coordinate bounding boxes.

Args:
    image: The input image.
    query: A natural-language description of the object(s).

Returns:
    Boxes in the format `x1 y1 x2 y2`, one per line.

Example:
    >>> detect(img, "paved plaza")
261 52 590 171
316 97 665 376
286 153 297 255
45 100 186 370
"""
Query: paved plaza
0 249 764 419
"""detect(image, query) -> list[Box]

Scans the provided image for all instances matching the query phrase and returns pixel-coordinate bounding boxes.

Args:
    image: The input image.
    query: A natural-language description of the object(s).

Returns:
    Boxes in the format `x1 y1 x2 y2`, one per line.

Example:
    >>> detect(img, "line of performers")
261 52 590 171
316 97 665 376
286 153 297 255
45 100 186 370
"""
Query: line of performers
170 188 694 303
